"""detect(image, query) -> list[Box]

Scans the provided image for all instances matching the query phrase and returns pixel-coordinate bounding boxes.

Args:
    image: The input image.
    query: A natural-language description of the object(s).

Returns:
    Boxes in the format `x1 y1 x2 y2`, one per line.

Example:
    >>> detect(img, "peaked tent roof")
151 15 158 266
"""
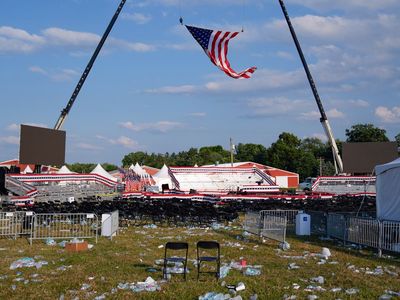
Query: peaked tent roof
90 164 117 181
375 157 400 175
23 165 33 173
57 165 74 174
133 163 149 178
153 164 170 178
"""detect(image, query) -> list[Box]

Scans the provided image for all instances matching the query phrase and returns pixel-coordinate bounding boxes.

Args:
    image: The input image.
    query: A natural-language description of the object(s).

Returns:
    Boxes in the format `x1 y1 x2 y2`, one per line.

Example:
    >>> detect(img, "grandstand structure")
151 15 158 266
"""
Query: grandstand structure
168 166 280 194
312 176 376 195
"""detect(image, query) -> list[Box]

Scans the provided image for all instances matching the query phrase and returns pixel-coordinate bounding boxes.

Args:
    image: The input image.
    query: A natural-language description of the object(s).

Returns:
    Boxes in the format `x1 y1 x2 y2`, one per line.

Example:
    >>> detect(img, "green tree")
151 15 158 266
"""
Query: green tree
345 124 389 142
396 133 400 148
67 163 96 173
235 143 267 164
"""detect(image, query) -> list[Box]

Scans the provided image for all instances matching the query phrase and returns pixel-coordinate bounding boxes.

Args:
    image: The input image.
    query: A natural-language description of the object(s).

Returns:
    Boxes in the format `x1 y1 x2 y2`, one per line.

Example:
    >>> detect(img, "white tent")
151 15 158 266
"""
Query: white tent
57 165 74 174
91 164 117 182
375 158 400 221
132 163 150 178
23 165 33 174
153 164 173 191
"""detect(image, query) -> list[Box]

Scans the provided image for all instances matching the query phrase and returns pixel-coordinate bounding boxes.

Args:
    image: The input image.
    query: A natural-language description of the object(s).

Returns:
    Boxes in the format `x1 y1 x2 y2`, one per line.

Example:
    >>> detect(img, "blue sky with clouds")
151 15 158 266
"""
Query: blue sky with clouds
1 0 399 165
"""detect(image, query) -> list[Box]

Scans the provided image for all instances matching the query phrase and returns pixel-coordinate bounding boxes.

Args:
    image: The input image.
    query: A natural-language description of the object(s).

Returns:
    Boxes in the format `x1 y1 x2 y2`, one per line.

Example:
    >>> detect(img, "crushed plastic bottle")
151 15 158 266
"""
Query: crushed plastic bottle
219 265 230 278
244 267 261 276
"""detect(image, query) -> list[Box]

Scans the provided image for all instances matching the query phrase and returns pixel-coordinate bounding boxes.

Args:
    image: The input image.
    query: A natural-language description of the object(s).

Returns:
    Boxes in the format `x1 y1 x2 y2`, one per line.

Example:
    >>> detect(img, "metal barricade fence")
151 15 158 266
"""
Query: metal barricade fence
260 210 299 233
307 211 327 235
261 213 287 242
380 221 400 253
243 211 261 235
327 213 347 240
0 211 19 238
347 217 380 249
30 213 99 245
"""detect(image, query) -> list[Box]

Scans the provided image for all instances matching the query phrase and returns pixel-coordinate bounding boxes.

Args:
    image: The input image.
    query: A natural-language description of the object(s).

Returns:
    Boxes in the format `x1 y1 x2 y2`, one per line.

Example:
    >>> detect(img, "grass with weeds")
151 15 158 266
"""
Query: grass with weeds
0 219 399 299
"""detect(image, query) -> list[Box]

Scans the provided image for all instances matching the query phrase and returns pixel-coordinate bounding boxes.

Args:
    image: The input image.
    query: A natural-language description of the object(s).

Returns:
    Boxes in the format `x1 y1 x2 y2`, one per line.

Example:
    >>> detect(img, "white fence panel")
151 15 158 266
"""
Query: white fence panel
30 213 99 245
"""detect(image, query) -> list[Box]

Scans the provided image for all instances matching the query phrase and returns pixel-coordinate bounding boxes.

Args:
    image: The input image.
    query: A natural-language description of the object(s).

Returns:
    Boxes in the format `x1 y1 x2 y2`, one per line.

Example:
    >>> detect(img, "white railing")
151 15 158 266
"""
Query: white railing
30 213 99 245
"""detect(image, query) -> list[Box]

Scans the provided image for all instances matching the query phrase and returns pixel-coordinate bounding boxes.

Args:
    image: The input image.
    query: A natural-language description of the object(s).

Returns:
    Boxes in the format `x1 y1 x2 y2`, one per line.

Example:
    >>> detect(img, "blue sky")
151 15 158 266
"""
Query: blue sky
0 0 399 165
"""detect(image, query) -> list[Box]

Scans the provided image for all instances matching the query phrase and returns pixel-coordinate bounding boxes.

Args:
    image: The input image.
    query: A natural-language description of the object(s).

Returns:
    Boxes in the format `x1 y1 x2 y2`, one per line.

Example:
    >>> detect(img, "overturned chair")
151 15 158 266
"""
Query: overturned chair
197 241 220 280
163 242 189 280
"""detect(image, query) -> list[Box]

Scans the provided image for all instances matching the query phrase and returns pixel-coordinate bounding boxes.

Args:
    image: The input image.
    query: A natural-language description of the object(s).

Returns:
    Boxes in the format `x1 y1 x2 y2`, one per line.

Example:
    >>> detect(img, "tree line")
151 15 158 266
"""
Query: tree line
67 124 399 180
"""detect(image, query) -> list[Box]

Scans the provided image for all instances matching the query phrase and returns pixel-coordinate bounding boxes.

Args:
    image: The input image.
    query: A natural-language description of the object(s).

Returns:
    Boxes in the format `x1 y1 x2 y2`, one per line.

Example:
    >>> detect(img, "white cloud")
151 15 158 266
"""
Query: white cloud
248 97 308 117
29 66 47 75
0 136 19 145
0 26 155 54
349 99 369 107
287 0 400 12
96 134 139 149
146 85 196 94
76 143 102 150
375 106 400 123
6 123 19 131
113 136 139 149
122 13 152 24
0 26 45 53
119 121 183 132
300 110 321 120
327 108 345 118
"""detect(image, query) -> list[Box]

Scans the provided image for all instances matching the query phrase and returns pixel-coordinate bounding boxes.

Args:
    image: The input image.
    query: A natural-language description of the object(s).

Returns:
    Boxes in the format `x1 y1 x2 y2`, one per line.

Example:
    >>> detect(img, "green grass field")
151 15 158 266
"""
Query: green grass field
0 219 399 299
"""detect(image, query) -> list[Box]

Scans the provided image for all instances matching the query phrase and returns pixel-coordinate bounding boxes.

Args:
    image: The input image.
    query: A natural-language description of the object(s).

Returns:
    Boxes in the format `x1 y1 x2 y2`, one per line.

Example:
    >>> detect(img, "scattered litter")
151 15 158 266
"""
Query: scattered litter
10 257 48 270
304 285 326 292
143 224 157 229
219 265 230 279
385 290 400 296
198 292 233 300
235 282 245 292
117 277 161 293
283 294 297 300
0 275 8 280
146 268 158 273
330 287 342 293
292 283 300 290
244 267 261 276
45 238 57 246
279 242 291 251
321 247 331 258
345 288 359 295
310 276 324 284
379 295 392 300
249 294 257 300
80 283 91 290
308 295 318 300
288 263 300 270
158 245 164 249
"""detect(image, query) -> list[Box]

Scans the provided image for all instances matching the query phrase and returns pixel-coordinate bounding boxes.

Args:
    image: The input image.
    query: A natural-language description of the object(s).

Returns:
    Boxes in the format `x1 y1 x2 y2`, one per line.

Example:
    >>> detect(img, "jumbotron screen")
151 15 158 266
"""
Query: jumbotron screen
342 142 398 174
19 124 66 166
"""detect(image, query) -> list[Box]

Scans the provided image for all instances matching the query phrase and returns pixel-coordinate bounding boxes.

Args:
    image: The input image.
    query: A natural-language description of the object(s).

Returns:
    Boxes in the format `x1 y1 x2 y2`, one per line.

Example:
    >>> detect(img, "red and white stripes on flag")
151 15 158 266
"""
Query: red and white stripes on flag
186 25 257 79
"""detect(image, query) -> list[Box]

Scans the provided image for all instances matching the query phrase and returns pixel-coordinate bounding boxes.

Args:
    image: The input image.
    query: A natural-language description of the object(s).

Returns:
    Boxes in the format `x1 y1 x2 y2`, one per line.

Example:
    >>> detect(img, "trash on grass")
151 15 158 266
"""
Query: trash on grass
10 257 48 270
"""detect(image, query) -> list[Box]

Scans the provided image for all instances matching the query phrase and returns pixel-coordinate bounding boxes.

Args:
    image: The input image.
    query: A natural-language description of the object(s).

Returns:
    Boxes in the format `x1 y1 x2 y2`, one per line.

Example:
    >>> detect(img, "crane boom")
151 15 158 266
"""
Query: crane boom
278 0 344 173
54 0 127 130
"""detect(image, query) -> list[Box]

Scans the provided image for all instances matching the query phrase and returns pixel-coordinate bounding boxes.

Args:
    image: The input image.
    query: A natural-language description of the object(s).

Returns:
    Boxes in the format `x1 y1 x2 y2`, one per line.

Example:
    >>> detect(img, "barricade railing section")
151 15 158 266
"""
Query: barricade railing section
30 213 99 245
261 213 287 243
380 221 400 253
0 211 34 239
307 211 327 235
347 217 380 249
327 213 347 241
243 211 261 235
260 209 299 232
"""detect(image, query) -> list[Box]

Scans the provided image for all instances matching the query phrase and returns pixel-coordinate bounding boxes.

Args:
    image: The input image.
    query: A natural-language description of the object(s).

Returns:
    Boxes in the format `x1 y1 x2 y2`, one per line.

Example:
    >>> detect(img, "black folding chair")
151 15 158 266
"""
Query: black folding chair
163 242 189 280
197 241 220 280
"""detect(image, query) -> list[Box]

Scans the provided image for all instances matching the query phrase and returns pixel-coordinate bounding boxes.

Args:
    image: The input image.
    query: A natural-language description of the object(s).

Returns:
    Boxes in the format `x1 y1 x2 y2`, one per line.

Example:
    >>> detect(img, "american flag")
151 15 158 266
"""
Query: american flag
186 25 257 79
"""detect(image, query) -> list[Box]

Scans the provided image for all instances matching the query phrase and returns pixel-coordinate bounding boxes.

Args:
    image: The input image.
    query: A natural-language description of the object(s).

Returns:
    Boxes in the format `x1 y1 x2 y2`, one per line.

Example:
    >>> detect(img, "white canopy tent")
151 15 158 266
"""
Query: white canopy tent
153 164 173 191
57 165 75 174
91 164 117 182
375 157 400 221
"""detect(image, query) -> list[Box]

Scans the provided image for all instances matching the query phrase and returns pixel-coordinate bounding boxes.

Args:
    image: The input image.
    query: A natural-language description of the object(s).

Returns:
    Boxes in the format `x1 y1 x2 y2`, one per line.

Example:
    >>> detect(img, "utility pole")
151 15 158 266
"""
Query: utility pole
230 137 234 167
278 0 343 174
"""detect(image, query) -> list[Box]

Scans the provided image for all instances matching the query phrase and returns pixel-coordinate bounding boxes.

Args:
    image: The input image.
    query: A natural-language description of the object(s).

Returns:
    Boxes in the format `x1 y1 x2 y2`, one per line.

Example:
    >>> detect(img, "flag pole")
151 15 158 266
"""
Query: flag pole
277 0 343 174
230 137 234 167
